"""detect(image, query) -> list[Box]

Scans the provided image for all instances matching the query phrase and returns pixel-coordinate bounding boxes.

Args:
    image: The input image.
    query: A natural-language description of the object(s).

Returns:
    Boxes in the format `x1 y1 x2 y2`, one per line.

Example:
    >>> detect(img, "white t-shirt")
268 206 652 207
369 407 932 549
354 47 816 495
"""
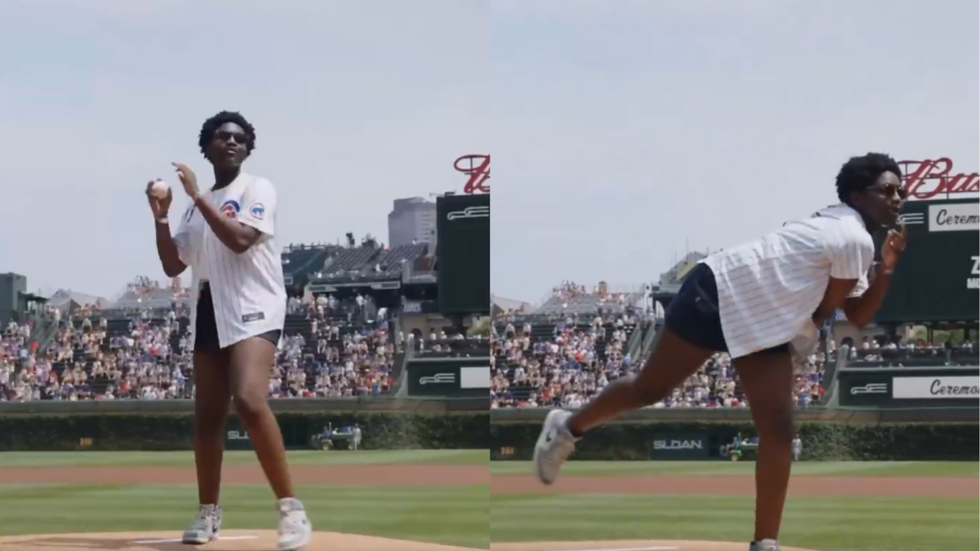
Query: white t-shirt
702 204 874 359
173 172 287 349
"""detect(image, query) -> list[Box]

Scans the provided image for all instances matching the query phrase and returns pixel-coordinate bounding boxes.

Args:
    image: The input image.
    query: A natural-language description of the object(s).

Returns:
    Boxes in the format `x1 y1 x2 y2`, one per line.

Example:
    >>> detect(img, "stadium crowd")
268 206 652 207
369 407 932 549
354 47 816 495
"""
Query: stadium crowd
491 306 977 409
0 292 398 402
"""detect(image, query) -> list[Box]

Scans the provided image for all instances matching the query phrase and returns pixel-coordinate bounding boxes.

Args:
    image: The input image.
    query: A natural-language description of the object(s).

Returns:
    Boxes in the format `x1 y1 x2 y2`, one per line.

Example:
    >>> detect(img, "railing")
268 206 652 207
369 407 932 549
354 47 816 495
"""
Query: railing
638 318 661 358
624 319 647 359
0 395 486 415
489 403 977 423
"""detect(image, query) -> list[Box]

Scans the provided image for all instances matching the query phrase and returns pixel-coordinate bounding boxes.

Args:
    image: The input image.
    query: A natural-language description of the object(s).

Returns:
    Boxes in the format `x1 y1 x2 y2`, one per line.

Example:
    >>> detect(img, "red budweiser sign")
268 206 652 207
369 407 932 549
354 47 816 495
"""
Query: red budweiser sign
455 154 490 194
900 158 979 200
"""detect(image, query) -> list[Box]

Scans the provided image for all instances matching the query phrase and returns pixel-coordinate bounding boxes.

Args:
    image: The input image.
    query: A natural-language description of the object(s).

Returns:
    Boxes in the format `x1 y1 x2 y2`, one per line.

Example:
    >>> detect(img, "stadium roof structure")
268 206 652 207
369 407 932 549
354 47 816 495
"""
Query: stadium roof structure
491 294 531 313
46 289 108 309
659 251 707 286
108 287 185 310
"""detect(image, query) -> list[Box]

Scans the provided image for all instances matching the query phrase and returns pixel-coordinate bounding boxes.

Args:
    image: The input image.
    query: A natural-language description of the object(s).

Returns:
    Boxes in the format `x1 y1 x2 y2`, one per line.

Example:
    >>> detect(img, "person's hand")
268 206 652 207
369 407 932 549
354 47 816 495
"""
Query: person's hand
145 180 173 222
881 226 908 273
171 162 200 200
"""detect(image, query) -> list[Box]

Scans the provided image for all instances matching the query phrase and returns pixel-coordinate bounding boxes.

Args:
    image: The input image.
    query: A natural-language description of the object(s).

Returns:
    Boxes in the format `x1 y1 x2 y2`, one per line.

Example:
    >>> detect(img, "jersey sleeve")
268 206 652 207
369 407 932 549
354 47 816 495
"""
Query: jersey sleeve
239 177 276 236
827 223 874 298
172 206 195 266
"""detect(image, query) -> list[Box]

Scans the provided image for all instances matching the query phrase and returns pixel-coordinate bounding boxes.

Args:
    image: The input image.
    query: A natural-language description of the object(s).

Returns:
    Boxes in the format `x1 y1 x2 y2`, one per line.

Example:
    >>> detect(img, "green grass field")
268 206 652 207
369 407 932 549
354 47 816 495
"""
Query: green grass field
1 453 976 551
1 449 488 468
489 460 979 477
490 460 979 551
0 450 489 548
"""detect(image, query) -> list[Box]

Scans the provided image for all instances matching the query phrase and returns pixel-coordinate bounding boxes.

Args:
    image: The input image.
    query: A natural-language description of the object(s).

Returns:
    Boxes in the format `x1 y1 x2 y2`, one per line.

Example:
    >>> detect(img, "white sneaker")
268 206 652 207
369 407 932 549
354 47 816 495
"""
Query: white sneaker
182 504 221 545
277 498 312 551
533 409 578 485
750 539 780 551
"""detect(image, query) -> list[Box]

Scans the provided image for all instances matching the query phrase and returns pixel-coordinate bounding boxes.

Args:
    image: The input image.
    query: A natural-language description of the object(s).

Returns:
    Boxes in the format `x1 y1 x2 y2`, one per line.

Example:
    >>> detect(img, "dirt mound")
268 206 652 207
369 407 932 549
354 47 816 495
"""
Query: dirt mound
489 540 821 551
0 530 480 551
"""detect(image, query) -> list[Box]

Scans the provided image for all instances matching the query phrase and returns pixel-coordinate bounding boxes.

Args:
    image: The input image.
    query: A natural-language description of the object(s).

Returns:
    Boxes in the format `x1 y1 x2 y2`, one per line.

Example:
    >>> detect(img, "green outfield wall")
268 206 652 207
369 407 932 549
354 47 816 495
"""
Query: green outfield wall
0 397 488 452
489 407 979 461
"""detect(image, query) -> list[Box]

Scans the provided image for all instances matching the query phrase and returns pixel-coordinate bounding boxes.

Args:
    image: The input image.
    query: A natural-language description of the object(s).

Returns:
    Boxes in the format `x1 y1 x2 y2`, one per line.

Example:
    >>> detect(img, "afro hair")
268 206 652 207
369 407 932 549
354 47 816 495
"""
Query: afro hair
835 153 903 205
198 111 256 159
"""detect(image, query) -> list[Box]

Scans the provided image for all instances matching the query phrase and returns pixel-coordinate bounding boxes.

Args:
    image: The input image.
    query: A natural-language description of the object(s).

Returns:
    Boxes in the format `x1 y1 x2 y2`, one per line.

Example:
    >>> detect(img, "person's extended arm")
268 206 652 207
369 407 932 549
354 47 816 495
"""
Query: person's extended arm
155 219 187 277
843 227 907 327
145 182 186 277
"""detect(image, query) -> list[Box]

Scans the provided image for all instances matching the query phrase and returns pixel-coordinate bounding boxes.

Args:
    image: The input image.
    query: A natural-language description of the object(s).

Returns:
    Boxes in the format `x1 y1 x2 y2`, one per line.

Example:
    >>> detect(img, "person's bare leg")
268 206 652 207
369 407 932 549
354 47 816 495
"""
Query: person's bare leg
567 327 713 435
733 350 796 543
193 350 232 505
227 337 295 499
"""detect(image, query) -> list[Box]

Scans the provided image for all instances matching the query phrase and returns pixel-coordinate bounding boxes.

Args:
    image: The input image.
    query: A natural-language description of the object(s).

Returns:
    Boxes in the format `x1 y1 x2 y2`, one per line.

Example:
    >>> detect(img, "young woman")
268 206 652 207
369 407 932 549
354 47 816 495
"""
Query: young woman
146 111 312 550
533 153 909 551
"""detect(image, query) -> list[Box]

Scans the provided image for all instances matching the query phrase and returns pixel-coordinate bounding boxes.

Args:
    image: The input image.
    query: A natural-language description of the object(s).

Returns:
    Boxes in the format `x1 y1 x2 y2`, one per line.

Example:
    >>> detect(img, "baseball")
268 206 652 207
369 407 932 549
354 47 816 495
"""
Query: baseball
149 179 170 198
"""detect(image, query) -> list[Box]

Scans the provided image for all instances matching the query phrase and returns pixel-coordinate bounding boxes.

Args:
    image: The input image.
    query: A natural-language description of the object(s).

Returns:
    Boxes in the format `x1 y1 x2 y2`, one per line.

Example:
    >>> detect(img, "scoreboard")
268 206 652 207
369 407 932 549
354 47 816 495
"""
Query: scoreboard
873 199 979 323
436 194 490 315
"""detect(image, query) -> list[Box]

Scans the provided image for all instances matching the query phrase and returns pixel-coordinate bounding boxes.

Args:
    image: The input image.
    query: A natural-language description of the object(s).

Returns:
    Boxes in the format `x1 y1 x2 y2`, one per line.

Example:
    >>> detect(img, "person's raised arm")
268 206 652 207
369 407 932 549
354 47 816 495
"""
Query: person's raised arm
172 162 263 254
145 182 186 278
842 227 907 327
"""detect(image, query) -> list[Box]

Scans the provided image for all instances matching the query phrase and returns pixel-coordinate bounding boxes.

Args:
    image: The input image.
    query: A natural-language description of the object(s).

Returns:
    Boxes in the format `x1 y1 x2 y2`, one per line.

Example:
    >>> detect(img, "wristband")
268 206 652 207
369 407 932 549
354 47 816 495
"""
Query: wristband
155 217 169 225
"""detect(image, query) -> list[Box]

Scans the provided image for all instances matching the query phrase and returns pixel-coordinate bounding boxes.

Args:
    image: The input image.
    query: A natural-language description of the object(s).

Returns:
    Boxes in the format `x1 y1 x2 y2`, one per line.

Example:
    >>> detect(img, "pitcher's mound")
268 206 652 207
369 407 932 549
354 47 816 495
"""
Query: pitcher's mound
489 541 821 551
0 530 480 551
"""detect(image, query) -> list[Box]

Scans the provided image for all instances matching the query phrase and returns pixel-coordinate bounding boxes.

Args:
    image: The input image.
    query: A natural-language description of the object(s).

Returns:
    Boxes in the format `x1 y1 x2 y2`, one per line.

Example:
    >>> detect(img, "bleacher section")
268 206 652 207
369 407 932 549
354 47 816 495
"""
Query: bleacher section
310 244 429 283
281 245 334 288
533 292 644 317
492 317 638 406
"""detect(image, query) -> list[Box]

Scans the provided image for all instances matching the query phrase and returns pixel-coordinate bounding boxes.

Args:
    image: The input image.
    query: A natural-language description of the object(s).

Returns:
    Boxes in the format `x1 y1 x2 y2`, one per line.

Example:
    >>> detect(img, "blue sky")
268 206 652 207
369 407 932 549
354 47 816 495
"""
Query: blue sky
0 0 977 304
0 0 488 298
486 0 977 302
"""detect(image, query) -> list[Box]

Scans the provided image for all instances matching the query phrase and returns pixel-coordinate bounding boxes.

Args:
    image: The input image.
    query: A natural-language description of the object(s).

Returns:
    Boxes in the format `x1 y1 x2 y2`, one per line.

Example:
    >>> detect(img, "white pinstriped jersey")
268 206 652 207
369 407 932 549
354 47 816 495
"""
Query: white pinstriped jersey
173 172 286 349
702 204 874 359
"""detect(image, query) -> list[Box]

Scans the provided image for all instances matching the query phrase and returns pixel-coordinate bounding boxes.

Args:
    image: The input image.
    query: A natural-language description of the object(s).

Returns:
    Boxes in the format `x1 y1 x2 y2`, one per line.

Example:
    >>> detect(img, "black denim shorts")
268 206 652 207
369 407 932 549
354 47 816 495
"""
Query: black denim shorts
664 263 788 355
194 282 281 352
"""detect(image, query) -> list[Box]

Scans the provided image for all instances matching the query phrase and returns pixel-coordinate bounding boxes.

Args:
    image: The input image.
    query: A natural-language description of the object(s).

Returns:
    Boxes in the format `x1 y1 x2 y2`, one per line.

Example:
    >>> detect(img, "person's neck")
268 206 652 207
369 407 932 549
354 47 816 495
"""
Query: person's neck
212 167 241 190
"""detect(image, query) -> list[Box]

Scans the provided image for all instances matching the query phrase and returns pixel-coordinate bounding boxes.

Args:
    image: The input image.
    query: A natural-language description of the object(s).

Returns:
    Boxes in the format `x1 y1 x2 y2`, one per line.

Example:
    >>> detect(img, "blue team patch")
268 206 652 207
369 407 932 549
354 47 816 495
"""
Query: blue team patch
249 202 266 221
220 200 240 219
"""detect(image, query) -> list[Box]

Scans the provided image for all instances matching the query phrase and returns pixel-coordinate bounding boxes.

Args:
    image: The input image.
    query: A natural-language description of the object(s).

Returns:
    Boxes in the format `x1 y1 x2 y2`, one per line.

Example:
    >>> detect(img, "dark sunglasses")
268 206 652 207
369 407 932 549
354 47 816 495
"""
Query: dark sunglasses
867 183 908 200
215 130 249 144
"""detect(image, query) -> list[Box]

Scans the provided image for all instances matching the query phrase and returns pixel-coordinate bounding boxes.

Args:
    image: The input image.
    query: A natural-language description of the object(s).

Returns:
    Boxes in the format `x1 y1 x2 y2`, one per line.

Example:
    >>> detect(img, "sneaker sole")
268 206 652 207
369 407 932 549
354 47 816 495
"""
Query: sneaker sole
279 529 312 551
182 530 219 545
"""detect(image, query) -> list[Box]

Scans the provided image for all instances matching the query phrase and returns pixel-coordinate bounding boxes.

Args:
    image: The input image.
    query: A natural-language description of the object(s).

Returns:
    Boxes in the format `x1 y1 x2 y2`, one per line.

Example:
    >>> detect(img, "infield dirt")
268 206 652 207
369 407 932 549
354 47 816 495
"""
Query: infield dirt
5 465 971 499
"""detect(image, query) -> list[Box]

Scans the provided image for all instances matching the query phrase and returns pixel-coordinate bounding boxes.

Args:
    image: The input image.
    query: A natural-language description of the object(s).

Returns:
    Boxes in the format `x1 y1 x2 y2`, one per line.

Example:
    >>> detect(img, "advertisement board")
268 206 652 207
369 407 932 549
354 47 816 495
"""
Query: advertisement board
873 199 979 323
649 433 709 460
838 367 980 408
436 193 490 315
224 417 253 451
407 358 491 398
892 376 979 400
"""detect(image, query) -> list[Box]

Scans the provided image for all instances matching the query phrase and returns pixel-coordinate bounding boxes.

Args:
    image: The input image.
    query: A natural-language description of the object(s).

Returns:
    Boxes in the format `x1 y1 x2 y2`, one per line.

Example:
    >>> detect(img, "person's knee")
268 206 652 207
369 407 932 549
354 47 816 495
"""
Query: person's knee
232 387 269 422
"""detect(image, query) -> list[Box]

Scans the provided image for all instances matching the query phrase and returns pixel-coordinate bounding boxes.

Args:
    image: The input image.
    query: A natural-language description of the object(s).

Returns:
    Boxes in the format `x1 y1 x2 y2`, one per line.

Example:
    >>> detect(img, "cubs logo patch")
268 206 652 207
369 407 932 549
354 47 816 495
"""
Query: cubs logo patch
220 200 240 219
249 202 265 221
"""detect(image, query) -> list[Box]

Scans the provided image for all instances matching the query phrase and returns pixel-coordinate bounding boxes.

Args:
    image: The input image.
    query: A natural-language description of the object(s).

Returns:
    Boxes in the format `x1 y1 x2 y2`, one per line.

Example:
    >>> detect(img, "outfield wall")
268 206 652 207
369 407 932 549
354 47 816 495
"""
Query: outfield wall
489 407 979 462
0 397 488 452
